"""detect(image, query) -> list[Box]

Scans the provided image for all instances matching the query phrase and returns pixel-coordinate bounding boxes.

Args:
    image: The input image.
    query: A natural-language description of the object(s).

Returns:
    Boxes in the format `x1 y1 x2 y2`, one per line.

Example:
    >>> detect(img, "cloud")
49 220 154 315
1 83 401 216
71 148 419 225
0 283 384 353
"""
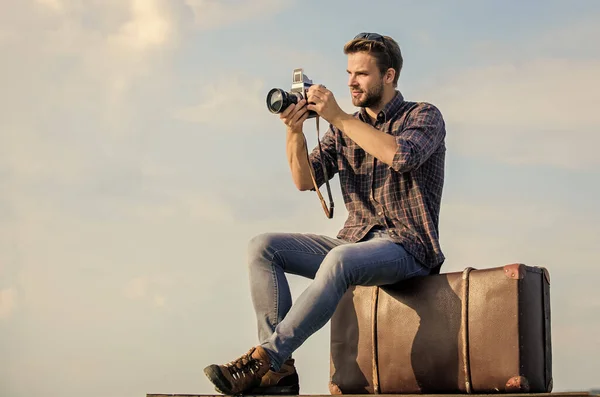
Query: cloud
437 59 599 130
1 125 90 184
0 0 178 120
130 191 238 225
0 0 185 212
0 287 17 319
124 276 150 300
172 74 269 128
124 275 171 308
35 0 64 12
110 0 174 51
185 0 293 30
428 58 600 169
153 294 167 307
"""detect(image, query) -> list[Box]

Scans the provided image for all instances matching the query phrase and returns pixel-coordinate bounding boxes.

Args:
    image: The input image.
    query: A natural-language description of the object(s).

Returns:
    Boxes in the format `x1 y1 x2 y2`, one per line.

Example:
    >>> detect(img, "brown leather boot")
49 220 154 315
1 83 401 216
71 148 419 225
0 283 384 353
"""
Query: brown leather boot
247 358 300 395
204 346 272 395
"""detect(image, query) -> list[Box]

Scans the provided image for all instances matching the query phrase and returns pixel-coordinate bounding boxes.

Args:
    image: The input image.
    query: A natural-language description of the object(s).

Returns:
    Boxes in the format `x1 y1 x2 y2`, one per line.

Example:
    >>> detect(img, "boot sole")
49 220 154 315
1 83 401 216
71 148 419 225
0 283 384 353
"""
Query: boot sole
204 365 234 395
246 384 300 395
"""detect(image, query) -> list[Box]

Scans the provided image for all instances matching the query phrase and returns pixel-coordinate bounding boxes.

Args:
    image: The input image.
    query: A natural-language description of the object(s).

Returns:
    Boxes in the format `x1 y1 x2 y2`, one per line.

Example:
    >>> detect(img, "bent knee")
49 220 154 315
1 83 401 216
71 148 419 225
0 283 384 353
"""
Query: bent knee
318 245 356 279
247 232 278 262
325 244 355 264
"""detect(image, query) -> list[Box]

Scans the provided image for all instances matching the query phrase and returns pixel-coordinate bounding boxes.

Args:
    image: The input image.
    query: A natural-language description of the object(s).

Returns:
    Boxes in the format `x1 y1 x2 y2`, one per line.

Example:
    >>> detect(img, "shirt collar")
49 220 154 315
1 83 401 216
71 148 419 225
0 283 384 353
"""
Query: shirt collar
359 90 405 124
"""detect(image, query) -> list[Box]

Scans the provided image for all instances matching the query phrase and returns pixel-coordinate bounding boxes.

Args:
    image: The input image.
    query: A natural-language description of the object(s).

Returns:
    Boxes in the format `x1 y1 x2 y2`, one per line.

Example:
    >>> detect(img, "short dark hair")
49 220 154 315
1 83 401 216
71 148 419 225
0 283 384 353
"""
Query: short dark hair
343 35 403 86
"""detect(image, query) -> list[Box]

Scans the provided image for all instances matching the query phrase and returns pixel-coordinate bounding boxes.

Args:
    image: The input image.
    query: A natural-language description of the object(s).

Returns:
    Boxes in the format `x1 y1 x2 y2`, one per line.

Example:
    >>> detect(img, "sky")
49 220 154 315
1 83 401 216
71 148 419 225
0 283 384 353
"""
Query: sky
1 0 599 396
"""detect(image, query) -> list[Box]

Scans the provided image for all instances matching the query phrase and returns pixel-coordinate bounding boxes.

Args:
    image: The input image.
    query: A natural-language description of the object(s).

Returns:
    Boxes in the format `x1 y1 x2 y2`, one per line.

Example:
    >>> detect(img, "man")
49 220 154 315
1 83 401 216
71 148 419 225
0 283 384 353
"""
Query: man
204 32 446 395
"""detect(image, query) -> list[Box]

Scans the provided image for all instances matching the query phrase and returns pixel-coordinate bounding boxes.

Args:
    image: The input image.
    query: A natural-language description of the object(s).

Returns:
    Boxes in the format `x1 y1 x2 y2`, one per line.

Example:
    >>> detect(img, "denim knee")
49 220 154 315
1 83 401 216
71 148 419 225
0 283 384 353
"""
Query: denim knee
247 232 277 268
314 245 354 287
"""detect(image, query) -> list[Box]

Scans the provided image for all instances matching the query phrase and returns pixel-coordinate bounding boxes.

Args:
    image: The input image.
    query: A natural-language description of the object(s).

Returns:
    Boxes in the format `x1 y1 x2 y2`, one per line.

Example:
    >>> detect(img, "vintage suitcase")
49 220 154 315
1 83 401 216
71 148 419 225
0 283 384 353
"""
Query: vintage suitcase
329 263 552 394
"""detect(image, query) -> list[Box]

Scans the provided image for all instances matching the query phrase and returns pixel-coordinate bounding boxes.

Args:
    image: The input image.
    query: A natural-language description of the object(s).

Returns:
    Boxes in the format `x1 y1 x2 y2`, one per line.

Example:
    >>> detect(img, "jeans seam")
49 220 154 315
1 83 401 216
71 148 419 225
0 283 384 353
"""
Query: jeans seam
267 250 332 331
270 263 279 329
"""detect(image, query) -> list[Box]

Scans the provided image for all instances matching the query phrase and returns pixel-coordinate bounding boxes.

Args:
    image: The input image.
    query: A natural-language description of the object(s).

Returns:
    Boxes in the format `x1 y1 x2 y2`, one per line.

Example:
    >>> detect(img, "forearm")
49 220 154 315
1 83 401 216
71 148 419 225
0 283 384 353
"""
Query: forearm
334 115 397 167
286 131 314 191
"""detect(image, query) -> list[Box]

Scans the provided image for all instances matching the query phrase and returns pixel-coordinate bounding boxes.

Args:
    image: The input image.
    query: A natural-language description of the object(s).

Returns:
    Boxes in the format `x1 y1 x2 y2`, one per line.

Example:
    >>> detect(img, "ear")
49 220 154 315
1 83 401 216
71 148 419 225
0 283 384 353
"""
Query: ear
384 68 395 84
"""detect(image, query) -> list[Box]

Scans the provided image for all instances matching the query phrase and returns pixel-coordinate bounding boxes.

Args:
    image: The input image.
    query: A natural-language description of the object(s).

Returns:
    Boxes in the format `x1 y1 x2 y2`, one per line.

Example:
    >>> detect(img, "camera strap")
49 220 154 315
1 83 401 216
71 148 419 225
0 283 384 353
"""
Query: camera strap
304 115 335 219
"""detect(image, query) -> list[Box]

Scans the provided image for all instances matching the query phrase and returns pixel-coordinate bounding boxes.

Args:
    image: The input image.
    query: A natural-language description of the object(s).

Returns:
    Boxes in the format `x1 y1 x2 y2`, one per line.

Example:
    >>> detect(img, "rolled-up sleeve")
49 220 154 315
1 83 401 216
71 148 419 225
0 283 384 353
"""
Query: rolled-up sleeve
391 103 446 173
308 125 339 189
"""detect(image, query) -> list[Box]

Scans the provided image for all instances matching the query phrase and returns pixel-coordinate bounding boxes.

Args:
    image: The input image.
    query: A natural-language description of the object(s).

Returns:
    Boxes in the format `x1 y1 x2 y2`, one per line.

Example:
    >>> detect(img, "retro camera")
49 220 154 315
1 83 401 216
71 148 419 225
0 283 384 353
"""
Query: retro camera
266 68 318 119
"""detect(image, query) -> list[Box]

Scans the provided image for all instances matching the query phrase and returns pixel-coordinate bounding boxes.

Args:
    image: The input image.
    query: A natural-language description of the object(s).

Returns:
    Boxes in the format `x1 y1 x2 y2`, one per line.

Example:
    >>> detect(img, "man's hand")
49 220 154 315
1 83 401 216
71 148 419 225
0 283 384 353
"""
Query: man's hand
280 99 309 134
306 85 349 128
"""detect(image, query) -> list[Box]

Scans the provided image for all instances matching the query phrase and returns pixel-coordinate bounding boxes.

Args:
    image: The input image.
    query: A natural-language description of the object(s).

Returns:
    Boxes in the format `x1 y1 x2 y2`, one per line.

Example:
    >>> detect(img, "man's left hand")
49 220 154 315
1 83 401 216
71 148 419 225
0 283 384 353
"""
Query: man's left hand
306 85 348 127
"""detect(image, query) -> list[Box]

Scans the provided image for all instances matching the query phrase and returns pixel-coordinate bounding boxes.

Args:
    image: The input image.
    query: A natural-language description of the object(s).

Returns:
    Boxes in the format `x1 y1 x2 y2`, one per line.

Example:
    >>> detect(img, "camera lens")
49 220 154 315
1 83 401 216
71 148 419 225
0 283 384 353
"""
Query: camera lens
266 89 286 114
267 88 285 113
266 88 301 114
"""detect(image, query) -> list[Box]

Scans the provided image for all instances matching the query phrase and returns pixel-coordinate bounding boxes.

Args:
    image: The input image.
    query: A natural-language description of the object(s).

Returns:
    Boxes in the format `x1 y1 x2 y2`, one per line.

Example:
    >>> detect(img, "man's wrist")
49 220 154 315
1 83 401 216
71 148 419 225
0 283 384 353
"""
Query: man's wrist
331 111 352 130
287 129 306 148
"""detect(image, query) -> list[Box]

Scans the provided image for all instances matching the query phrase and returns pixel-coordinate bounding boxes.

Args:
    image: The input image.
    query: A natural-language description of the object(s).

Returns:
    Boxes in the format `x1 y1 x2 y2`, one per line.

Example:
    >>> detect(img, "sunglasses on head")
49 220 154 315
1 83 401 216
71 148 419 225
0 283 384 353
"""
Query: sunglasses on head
354 32 386 45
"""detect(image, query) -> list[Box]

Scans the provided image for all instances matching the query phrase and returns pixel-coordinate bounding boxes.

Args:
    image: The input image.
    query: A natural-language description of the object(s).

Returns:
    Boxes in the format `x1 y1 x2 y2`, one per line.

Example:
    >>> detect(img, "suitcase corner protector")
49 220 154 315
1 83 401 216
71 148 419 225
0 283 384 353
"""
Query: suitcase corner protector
503 263 526 280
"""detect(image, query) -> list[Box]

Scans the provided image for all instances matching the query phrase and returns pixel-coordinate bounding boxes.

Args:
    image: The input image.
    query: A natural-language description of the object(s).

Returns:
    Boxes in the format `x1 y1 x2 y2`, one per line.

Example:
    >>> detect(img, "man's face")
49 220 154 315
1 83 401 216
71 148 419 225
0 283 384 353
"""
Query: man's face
346 51 385 108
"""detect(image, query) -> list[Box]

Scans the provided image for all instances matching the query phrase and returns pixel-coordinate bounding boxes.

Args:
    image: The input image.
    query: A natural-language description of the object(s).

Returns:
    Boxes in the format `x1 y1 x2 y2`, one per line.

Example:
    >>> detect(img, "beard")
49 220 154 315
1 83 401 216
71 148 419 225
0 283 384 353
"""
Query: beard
350 80 384 108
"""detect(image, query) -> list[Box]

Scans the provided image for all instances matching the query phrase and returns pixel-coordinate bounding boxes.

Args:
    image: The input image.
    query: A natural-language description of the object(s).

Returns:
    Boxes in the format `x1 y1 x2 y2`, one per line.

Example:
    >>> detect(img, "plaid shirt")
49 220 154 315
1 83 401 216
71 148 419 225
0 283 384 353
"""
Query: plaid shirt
309 91 446 269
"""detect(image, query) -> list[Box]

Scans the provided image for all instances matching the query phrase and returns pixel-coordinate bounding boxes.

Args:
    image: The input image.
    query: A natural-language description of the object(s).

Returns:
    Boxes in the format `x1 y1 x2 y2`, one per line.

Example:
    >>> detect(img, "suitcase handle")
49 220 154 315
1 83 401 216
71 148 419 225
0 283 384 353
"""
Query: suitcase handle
461 267 475 393
371 286 381 394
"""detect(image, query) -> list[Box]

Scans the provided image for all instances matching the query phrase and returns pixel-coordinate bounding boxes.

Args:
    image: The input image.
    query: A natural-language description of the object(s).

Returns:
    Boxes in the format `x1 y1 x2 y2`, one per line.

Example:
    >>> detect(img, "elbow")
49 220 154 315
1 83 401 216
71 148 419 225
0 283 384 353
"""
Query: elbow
389 140 426 172
295 180 313 191
390 158 416 173
389 150 417 173
384 144 407 172
383 145 398 169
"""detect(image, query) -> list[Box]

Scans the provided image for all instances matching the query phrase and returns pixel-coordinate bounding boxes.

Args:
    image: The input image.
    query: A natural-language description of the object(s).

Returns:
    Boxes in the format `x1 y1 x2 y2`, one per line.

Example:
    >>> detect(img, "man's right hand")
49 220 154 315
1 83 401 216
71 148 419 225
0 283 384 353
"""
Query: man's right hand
280 99 309 134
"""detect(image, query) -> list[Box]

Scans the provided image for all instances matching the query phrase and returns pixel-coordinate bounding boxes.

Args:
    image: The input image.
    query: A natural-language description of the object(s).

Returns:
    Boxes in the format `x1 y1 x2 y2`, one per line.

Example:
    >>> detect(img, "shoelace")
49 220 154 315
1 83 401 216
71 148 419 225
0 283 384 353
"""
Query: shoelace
224 348 264 380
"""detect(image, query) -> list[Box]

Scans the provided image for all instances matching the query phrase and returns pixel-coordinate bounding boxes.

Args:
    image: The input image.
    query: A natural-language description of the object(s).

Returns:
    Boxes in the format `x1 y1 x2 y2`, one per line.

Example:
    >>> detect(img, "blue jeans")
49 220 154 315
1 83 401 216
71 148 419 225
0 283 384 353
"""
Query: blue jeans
247 227 430 370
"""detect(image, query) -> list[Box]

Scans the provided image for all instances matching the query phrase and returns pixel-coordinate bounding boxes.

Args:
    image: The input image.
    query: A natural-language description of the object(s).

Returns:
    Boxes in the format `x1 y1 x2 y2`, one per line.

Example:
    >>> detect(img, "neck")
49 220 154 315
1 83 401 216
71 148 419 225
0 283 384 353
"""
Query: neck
365 87 397 120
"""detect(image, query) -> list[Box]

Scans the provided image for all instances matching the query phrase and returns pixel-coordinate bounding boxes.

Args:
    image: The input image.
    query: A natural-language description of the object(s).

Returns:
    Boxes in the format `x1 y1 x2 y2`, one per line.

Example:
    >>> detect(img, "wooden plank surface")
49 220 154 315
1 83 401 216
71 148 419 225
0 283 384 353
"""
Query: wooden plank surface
147 393 598 397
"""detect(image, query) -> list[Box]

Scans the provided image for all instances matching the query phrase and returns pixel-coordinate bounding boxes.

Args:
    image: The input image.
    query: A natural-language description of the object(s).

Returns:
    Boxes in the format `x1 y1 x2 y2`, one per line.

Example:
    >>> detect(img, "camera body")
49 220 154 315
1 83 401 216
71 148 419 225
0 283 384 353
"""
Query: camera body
266 68 318 119
290 68 313 101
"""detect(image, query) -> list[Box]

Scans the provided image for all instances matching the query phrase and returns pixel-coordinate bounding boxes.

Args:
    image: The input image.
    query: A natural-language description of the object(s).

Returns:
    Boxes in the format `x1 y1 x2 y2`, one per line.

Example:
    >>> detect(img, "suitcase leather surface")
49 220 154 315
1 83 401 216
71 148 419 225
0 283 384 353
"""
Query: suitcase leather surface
329 264 552 394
